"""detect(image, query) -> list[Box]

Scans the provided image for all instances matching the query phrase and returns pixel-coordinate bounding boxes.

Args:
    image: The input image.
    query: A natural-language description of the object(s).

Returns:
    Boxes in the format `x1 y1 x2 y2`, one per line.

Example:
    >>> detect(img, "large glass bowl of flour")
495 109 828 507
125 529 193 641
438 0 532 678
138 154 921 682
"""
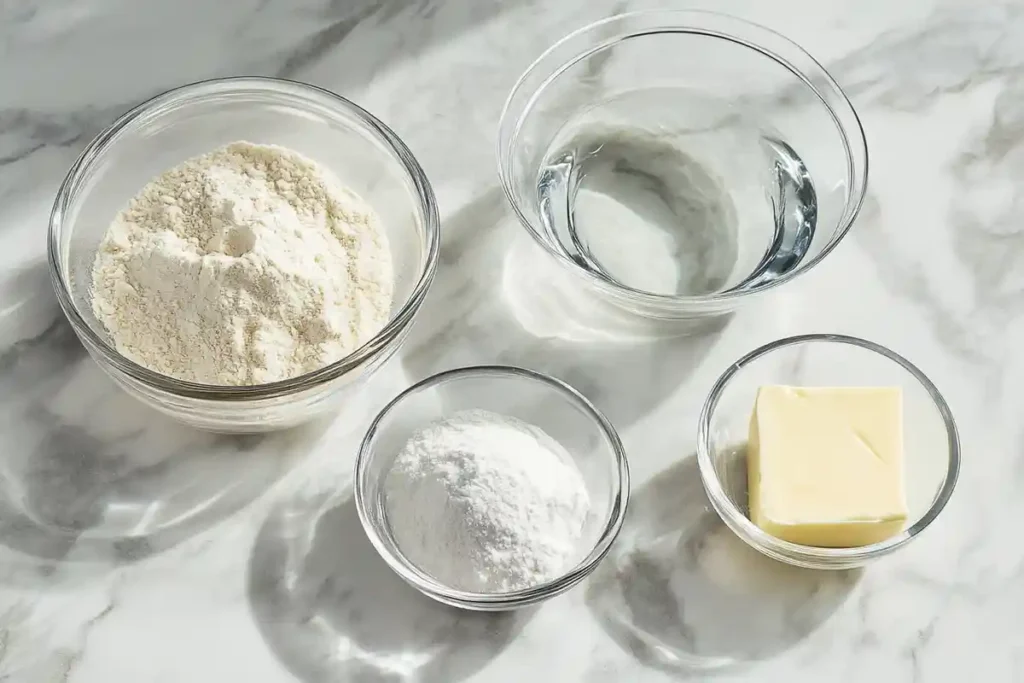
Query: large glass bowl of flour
48 77 439 432
355 365 630 611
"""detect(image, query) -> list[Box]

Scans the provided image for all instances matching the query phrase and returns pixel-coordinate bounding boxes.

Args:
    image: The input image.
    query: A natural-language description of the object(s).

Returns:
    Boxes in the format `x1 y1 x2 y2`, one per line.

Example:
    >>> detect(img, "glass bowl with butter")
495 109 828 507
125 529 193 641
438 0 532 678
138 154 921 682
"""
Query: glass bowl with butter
697 333 960 569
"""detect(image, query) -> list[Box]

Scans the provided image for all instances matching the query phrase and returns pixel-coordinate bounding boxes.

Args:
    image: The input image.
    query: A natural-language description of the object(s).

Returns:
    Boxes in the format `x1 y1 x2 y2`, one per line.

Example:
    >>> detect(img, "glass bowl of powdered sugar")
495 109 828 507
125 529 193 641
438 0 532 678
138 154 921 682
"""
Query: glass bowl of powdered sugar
48 77 439 432
355 365 630 611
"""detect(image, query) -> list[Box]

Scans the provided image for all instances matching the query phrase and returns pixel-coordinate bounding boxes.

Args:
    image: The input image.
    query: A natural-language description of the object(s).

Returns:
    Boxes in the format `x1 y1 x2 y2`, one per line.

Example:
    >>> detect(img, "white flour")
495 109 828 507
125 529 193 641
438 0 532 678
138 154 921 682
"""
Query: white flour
91 141 393 385
383 409 591 593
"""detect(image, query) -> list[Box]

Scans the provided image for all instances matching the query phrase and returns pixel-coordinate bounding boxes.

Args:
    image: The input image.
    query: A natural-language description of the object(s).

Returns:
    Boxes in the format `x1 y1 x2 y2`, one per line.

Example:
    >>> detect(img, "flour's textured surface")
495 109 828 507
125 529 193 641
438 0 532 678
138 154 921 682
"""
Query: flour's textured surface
383 409 592 593
90 141 394 385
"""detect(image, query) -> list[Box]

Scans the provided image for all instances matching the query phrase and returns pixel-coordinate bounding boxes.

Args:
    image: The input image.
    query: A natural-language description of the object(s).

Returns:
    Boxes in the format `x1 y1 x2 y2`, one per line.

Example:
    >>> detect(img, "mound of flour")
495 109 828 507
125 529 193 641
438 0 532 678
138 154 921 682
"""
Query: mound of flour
90 141 393 385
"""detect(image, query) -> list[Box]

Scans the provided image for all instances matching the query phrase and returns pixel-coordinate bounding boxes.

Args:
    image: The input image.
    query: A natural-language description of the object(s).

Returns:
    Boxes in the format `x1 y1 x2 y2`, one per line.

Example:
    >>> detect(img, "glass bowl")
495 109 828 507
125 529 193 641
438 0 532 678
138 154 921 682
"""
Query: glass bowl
355 365 630 611
497 11 868 319
697 334 960 570
48 77 439 433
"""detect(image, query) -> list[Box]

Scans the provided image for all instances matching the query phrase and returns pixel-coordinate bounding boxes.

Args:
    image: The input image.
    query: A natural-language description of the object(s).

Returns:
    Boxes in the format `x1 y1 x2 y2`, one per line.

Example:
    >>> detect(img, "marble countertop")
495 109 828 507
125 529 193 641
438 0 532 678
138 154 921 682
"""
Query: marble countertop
0 0 1016 680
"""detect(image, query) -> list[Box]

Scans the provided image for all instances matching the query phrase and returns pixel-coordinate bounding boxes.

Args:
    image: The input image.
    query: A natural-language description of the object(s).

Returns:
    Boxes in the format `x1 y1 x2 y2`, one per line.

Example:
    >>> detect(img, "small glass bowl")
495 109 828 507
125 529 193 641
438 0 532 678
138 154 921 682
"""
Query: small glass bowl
355 365 630 611
48 77 439 433
497 11 868 319
697 334 960 570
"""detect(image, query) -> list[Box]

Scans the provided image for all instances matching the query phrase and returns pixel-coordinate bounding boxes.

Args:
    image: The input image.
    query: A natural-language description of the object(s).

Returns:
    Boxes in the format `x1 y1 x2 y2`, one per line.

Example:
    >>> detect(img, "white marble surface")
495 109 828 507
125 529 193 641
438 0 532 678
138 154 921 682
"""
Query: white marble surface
0 0 1015 680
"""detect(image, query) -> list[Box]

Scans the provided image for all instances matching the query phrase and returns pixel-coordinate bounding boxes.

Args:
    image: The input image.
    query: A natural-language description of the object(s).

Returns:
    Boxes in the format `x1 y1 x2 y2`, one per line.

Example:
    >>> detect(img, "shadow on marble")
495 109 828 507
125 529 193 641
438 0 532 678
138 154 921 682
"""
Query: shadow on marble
0 258 59 349
274 0 524 82
586 454 862 676
401 188 726 430
248 486 529 683
0 277 324 572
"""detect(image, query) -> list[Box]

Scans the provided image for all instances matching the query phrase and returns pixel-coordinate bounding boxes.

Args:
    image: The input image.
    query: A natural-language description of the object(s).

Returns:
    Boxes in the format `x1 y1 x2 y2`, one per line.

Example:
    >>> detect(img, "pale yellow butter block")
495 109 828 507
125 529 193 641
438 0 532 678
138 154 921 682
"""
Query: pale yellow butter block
747 385 908 548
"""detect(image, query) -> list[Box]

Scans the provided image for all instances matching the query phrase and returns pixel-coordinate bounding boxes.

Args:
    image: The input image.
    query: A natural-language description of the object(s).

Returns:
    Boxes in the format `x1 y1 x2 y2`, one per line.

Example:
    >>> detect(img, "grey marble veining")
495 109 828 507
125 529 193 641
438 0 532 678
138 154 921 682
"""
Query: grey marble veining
0 0 1020 680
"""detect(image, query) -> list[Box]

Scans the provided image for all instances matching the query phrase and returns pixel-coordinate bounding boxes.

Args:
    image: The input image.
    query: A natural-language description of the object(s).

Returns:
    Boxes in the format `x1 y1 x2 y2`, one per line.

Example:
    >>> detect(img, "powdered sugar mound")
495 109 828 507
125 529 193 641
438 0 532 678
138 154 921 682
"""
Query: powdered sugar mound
383 409 592 593
90 141 393 385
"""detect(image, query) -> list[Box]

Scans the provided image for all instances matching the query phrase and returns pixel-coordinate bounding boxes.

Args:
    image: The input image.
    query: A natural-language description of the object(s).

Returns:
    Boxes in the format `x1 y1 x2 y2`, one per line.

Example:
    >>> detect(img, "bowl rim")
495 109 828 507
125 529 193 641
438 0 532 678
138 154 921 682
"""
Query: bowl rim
496 10 869 312
48 76 440 401
696 333 961 566
354 364 631 609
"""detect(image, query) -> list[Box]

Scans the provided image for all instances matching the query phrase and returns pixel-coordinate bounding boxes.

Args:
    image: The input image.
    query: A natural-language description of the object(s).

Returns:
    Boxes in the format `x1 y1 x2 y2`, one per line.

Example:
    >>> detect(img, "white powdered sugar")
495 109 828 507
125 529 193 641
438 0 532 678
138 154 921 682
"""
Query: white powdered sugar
383 409 592 593
90 141 393 385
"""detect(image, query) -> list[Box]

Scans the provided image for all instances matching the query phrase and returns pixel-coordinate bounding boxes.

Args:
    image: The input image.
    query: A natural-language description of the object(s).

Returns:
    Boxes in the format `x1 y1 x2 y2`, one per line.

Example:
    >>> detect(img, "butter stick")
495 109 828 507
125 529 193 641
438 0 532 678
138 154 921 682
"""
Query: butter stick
747 386 908 548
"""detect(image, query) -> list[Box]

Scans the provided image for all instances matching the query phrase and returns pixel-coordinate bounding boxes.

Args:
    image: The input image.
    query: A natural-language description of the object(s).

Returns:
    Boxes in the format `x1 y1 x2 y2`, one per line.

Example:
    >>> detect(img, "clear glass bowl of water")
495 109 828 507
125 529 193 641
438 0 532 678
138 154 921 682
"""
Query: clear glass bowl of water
497 11 868 318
